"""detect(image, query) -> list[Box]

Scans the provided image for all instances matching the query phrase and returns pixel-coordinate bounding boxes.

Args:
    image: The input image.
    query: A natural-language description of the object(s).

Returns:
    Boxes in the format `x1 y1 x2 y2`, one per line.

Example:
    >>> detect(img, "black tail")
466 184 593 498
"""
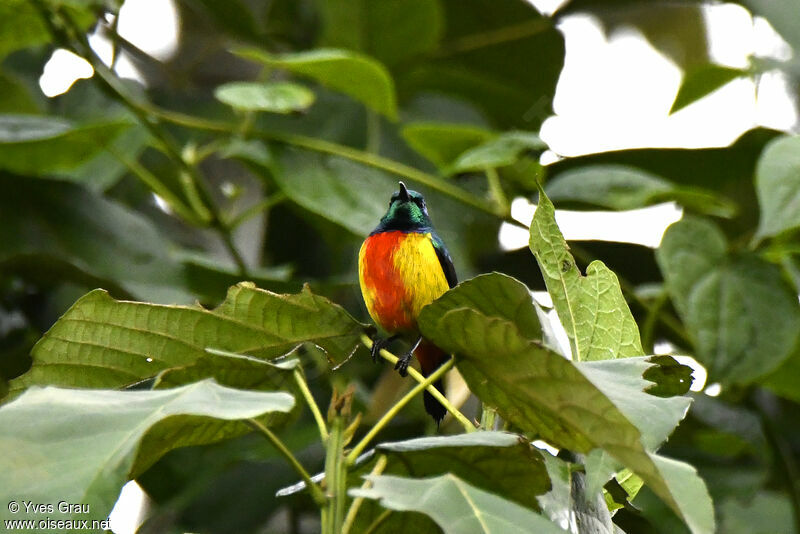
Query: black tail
423 378 447 424
415 340 449 424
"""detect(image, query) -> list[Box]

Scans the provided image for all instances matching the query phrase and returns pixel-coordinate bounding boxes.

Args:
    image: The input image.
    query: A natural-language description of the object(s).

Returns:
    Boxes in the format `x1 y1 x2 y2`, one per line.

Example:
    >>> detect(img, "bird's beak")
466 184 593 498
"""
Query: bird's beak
398 181 409 201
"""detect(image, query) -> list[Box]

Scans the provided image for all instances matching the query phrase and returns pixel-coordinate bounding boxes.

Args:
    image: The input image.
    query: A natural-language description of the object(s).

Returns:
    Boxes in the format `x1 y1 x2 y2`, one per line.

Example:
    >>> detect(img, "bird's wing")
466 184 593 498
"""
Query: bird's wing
430 233 458 289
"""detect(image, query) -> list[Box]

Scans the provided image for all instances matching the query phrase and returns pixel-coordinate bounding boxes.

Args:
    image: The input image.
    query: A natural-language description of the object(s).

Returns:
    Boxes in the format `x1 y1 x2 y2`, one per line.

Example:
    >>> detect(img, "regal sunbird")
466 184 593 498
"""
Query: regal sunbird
359 182 457 423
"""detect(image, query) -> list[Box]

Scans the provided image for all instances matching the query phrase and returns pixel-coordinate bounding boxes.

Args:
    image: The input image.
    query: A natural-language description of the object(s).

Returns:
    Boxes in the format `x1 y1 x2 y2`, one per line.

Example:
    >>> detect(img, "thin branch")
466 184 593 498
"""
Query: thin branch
247 419 327 507
360 334 476 434
105 146 201 224
43 6 250 277
228 192 287 229
342 454 388 534
294 368 329 442
436 19 551 57
346 356 456 465
362 510 392 534
146 108 500 218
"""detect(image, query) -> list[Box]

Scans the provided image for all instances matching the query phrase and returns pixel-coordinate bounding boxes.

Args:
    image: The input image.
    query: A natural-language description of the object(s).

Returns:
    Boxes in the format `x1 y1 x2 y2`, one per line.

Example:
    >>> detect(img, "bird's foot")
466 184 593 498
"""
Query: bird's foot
394 337 422 377
394 351 413 377
370 335 399 363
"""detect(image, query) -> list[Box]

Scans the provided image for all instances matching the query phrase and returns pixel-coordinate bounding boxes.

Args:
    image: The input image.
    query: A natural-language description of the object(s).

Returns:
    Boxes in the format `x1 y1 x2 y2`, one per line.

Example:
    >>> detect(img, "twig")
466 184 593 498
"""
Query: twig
247 419 327 507
346 356 456 465
360 334 475 434
294 367 329 442
341 454 388 534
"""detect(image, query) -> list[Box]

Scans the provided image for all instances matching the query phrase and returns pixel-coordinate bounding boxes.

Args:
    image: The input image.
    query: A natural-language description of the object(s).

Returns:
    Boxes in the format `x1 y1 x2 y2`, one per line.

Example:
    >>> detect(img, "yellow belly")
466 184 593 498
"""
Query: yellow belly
359 231 450 333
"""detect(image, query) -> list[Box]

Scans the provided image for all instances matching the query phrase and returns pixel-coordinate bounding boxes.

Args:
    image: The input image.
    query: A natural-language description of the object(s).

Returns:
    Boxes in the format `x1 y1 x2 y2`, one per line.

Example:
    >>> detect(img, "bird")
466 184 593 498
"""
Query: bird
358 181 457 423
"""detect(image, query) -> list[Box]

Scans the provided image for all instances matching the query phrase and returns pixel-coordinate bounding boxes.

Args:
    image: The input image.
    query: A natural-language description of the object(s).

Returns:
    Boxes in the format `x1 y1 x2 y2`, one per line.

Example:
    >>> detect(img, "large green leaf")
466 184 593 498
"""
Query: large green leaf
0 381 293 527
317 0 443 67
656 217 800 384
670 64 748 114
418 273 712 534
235 48 397 119
545 164 737 217
270 147 396 236
529 190 644 361
0 72 40 114
351 473 568 534
0 0 95 59
401 122 493 172
754 135 800 241
398 0 564 130
450 131 546 174
0 176 188 303
346 432 552 533
214 81 315 114
0 115 130 175
8 283 367 398
366 432 550 510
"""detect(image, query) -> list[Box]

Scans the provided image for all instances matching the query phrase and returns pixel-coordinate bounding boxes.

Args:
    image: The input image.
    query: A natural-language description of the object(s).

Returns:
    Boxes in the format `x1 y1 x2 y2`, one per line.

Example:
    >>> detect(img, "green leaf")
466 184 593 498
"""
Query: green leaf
0 176 189 303
368 432 550 510
0 115 130 175
9 282 367 398
423 272 543 339
351 473 569 534
399 0 564 130
0 72 40 114
529 190 644 361
418 273 713 534
579 357 692 450
719 491 796 534
670 64 748 114
755 135 800 241
235 48 397 119
270 147 396 236
60 124 150 190
544 164 737 217
214 81 315 114
656 217 800 384
0 381 293 525
318 0 443 67
194 0 261 41
450 131 546 174
401 122 493 172
345 432 552 534
0 0 49 59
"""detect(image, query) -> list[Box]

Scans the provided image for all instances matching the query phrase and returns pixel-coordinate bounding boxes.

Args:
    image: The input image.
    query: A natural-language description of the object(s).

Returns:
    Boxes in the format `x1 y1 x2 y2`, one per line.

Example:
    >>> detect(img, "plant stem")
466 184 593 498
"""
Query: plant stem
362 510 392 534
43 6 250 277
486 168 510 217
346 357 456 466
480 404 497 431
641 290 669 354
342 454 388 534
228 192 287 229
105 146 201 224
365 111 381 154
247 419 327 507
436 18 551 57
293 368 329 442
322 416 348 534
360 334 475 433
146 107 499 217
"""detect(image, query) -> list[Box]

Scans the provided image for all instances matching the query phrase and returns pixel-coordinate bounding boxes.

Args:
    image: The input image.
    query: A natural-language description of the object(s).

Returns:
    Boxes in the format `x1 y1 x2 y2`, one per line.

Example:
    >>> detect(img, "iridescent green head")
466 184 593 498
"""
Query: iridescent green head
371 182 433 234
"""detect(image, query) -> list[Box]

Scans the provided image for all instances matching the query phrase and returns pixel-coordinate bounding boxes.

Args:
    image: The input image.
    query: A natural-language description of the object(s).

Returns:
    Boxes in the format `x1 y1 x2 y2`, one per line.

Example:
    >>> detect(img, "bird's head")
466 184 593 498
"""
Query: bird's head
377 182 432 232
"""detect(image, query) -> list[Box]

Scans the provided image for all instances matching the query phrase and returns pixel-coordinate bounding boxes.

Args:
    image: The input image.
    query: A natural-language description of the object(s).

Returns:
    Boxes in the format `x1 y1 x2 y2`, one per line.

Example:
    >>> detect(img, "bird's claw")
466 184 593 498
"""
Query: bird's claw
394 352 413 377
369 335 397 363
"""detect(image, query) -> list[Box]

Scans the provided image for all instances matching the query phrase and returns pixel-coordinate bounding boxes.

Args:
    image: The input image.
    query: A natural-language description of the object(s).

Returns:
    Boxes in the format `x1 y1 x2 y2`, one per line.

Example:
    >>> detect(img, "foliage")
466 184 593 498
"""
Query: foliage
1 1 799 533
